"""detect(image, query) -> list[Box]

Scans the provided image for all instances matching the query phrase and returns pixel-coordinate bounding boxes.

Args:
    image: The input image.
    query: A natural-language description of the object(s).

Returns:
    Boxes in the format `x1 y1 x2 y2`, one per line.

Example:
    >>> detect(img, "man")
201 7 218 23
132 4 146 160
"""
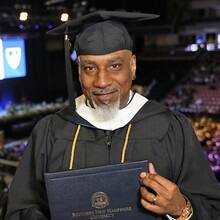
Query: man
5 10 220 220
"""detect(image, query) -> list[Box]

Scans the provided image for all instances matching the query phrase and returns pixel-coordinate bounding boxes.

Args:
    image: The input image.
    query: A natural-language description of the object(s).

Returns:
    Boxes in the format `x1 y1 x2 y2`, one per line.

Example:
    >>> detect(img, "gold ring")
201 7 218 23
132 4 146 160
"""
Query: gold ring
151 196 157 205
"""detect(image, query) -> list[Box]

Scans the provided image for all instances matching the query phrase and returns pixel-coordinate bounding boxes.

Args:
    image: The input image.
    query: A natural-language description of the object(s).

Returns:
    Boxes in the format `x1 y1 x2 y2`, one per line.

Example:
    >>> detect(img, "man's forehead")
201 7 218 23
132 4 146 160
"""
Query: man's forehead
79 51 132 65
78 50 132 63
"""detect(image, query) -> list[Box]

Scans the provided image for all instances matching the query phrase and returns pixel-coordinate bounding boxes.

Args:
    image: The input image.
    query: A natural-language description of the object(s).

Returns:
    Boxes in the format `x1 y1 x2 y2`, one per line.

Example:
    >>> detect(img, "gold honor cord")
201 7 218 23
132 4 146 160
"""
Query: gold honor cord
69 123 132 169
121 124 132 163
69 125 81 170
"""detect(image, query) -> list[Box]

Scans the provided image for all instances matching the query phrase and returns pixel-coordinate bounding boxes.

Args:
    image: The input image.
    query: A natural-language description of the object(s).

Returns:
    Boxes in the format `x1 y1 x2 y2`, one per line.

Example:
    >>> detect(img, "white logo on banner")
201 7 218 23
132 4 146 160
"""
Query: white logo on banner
5 47 21 69
0 39 4 80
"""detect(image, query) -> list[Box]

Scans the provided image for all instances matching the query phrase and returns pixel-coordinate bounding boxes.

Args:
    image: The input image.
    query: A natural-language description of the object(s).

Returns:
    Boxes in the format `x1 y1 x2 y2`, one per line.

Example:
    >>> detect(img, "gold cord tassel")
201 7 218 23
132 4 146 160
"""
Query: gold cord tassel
69 125 81 170
121 124 132 163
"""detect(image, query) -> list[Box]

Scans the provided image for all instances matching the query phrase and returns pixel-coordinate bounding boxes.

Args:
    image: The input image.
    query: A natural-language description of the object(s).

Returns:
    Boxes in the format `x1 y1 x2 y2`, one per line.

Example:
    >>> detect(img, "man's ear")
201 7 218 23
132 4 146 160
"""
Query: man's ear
131 54 136 80
77 58 82 82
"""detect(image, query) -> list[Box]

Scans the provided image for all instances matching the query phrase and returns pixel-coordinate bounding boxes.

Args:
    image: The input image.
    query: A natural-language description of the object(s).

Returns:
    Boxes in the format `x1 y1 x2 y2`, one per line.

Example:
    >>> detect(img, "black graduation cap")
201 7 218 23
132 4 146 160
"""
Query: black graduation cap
47 10 159 108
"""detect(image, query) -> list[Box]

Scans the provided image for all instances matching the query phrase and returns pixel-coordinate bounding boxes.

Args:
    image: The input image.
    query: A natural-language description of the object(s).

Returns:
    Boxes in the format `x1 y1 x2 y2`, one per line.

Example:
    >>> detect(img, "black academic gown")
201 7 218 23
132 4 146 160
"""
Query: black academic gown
4 100 220 220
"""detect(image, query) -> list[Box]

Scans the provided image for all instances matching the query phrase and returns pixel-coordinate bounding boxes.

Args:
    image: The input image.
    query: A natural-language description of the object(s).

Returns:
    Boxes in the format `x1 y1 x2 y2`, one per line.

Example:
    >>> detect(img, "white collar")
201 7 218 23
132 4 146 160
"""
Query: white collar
75 92 148 131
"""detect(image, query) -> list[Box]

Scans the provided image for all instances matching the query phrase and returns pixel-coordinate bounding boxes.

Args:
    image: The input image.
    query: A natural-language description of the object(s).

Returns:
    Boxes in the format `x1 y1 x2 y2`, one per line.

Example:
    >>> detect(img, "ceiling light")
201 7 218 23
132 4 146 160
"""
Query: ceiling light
61 13 69 22
19 11 28 21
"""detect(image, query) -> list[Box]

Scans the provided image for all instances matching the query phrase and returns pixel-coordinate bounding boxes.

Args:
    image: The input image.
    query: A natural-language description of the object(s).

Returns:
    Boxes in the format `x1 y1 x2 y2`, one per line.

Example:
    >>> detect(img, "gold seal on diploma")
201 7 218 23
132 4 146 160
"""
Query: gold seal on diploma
91 192 109 209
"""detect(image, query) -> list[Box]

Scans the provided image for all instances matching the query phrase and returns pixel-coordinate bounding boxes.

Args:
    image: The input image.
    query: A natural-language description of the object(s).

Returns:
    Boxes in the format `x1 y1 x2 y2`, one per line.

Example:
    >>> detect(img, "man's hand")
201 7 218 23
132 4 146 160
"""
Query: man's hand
139 163 186 217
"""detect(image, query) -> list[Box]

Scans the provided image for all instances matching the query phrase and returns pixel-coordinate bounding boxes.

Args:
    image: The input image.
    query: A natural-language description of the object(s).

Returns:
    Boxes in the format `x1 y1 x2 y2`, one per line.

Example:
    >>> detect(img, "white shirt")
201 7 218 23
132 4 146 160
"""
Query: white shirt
75 92 147 130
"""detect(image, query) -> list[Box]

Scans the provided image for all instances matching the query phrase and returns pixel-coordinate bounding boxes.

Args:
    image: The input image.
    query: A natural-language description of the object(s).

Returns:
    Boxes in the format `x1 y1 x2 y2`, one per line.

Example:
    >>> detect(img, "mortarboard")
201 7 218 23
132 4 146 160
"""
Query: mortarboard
47 10 159 108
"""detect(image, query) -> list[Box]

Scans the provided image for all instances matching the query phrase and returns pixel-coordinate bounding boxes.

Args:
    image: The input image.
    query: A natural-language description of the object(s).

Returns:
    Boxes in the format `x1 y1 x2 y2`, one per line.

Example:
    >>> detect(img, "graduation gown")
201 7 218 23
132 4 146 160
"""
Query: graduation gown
5 100 220 220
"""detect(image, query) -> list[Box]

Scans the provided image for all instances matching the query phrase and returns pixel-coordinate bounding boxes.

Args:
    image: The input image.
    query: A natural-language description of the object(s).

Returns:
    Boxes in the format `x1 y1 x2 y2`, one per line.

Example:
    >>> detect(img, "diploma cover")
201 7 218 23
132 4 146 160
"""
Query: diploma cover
44 160 157 220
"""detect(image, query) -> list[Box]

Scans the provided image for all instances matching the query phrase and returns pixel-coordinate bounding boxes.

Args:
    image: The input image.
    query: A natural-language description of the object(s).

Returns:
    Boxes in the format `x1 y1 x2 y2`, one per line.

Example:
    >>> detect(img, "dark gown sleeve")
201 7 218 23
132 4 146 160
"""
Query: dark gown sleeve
4 116 53 220
167 112 220 220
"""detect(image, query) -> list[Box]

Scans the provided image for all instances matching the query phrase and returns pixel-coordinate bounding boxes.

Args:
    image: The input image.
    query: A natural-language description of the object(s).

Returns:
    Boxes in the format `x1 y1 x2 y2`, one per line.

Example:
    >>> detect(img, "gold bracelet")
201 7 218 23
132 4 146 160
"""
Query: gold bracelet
177 196 193 220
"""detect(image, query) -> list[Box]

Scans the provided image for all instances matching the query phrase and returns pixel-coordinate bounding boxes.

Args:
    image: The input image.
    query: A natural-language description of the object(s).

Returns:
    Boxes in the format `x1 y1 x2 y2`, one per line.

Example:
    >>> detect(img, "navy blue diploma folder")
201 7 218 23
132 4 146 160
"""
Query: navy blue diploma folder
44 160 157 220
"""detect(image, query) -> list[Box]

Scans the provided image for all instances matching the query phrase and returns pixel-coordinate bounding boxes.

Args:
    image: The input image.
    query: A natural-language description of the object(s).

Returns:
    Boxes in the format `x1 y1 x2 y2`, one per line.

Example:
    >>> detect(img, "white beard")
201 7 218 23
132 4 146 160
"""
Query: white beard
75 92 148 130
91 95 120 122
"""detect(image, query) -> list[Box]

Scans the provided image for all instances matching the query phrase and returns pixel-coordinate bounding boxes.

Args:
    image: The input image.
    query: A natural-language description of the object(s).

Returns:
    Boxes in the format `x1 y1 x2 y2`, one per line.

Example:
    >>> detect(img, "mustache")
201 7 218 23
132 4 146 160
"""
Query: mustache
91 87 119 95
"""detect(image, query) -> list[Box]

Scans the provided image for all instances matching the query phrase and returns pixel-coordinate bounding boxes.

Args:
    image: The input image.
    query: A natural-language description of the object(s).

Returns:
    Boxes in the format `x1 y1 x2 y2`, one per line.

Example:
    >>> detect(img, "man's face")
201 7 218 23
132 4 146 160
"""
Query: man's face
78 50 136 109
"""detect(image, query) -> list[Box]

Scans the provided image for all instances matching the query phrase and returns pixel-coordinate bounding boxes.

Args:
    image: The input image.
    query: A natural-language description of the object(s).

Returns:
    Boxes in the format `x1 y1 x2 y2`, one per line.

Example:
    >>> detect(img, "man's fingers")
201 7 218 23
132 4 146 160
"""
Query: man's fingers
148 163 157 174
140 163 180 201
140 186 156 203
140 197 165 215
140 163 186 216
140 162 156 178
144 171 176 192
141 173 168 197
140 172 146 178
